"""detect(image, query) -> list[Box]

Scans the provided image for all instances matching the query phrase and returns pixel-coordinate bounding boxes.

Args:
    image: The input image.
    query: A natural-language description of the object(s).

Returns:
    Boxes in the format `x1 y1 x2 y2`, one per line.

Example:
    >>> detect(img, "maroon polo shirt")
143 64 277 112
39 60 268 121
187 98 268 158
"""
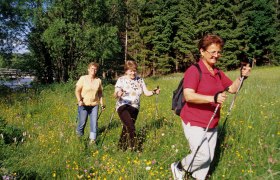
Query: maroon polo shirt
180 60 232 128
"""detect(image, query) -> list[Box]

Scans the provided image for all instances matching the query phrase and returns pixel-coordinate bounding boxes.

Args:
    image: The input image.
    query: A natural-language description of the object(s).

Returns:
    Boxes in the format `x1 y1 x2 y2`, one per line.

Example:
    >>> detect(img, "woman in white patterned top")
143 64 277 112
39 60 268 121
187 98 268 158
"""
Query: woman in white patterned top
114 60 160 151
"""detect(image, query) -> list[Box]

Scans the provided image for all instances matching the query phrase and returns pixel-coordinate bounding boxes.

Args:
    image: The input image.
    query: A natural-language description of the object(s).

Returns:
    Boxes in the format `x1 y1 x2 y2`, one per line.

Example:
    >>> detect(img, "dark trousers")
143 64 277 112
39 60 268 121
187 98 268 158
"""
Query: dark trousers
117 104 139 151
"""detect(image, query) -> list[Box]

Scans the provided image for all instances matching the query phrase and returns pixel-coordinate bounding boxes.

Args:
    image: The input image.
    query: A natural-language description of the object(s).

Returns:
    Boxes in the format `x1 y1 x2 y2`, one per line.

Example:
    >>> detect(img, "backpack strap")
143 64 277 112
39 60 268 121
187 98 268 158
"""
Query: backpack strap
193 63 202 81
194 63 221 80
216 68 221 79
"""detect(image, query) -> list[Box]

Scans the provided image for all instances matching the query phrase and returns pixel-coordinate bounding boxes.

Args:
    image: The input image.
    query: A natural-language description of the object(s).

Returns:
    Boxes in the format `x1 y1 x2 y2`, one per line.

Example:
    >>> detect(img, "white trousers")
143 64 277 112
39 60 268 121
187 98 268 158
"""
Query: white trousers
181 121 217 180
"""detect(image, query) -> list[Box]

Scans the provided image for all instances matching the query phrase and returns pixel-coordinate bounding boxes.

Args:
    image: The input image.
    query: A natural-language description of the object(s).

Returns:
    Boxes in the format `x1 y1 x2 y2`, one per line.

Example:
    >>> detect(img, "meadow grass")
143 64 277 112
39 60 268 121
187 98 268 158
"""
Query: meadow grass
0 67 279 179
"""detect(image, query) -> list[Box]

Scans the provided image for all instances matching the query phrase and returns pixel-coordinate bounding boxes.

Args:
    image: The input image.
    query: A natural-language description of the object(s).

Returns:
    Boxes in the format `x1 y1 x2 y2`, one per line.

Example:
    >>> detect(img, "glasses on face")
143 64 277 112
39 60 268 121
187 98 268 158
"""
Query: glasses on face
205 50 222 56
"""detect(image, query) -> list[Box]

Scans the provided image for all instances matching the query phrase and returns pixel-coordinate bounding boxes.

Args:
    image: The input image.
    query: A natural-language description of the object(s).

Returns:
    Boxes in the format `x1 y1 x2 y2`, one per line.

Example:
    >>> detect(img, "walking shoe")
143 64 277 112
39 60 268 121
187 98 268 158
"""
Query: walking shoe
171 162 185 180
89 139 96 145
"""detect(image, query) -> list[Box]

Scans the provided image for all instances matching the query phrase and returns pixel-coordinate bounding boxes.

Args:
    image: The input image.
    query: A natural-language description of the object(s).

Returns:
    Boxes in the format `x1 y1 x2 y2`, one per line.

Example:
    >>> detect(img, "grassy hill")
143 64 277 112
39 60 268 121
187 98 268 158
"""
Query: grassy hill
0 67 279 179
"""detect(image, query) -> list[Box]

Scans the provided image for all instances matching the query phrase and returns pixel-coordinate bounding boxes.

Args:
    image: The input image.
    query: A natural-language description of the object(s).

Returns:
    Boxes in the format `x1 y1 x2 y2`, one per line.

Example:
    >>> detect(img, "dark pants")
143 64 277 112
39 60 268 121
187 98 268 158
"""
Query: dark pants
117 104 139 151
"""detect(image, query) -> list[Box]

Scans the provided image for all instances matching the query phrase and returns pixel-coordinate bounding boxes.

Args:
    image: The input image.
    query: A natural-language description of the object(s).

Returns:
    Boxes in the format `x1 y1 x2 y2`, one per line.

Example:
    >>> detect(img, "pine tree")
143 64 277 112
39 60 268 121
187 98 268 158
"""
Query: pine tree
193 0 244 70
238 0 278 65
137 0 159 76
269 0 280 64
126 0 149 76
171 0 199 72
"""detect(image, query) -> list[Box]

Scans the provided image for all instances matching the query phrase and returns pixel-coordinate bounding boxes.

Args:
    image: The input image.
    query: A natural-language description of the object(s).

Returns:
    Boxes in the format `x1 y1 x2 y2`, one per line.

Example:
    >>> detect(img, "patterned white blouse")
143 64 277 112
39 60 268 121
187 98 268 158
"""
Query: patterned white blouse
115 76 147 110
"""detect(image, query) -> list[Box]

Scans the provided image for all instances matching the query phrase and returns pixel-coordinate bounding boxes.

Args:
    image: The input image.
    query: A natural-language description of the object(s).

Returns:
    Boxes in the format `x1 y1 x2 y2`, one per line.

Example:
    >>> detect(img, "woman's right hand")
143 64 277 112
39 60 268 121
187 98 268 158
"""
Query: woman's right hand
214 91 227 104
116 90 123 98
78 100 84 106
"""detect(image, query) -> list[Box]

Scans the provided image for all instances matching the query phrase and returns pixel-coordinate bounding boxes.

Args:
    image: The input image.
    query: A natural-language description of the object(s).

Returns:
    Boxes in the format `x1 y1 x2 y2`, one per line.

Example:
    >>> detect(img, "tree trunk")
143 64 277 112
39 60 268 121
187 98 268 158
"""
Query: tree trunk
153 60 156 76
125 20 128 62
43 48 54 84
175 61 179 72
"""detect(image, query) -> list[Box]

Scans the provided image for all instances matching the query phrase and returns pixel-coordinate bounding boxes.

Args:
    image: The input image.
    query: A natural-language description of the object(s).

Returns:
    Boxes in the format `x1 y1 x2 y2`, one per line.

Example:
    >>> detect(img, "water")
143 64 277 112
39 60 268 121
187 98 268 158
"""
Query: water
0 76 35 89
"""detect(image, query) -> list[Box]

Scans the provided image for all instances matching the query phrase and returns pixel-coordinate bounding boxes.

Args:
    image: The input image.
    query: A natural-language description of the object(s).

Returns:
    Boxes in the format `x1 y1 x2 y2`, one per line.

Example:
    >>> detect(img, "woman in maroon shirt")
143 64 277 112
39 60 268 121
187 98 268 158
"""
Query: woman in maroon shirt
171 34 251 180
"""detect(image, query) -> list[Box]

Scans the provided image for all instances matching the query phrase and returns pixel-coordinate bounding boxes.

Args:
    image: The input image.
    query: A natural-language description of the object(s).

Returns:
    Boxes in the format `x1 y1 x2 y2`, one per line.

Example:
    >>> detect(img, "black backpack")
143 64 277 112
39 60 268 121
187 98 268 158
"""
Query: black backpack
172 64 202 116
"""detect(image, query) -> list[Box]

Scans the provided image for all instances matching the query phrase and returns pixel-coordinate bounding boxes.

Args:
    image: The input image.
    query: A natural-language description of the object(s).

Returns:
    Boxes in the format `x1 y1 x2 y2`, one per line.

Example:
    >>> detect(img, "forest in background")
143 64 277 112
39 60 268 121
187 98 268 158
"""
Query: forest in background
1 0 280 83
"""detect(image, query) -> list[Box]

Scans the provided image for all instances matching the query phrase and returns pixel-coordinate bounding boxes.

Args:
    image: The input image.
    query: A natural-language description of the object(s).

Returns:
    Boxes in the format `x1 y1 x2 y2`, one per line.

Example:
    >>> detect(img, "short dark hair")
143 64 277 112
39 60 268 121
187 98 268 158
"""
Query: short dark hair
198 34 224 50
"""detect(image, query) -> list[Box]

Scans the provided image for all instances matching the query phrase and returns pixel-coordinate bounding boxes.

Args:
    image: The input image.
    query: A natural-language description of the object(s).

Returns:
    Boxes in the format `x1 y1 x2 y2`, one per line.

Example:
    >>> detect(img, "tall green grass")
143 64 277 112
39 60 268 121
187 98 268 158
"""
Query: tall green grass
0 67 279 179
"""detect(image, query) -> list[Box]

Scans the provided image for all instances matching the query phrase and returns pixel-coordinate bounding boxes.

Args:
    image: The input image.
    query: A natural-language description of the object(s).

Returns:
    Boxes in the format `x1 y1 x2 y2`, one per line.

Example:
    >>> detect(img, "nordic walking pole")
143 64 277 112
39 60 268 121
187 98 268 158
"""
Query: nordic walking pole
97 105 106 121
97 108 103 121
99 110 115 147
99 90 122 147
186 104 220 172
154 86 159 118
218 77 245 137
219 59 252 137
153 86 160 140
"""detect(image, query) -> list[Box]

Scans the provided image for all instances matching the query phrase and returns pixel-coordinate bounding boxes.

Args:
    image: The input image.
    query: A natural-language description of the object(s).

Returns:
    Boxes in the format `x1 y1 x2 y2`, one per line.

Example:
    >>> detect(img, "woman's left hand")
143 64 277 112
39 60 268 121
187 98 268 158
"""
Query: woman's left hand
153 87 160 95
101 105 106 111
241 64 251 78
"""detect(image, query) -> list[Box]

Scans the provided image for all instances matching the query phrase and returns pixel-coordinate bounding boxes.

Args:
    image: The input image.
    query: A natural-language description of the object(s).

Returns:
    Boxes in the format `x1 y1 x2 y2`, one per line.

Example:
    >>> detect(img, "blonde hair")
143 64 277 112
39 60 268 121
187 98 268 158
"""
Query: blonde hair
88 62 99 70
124 60 137 71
